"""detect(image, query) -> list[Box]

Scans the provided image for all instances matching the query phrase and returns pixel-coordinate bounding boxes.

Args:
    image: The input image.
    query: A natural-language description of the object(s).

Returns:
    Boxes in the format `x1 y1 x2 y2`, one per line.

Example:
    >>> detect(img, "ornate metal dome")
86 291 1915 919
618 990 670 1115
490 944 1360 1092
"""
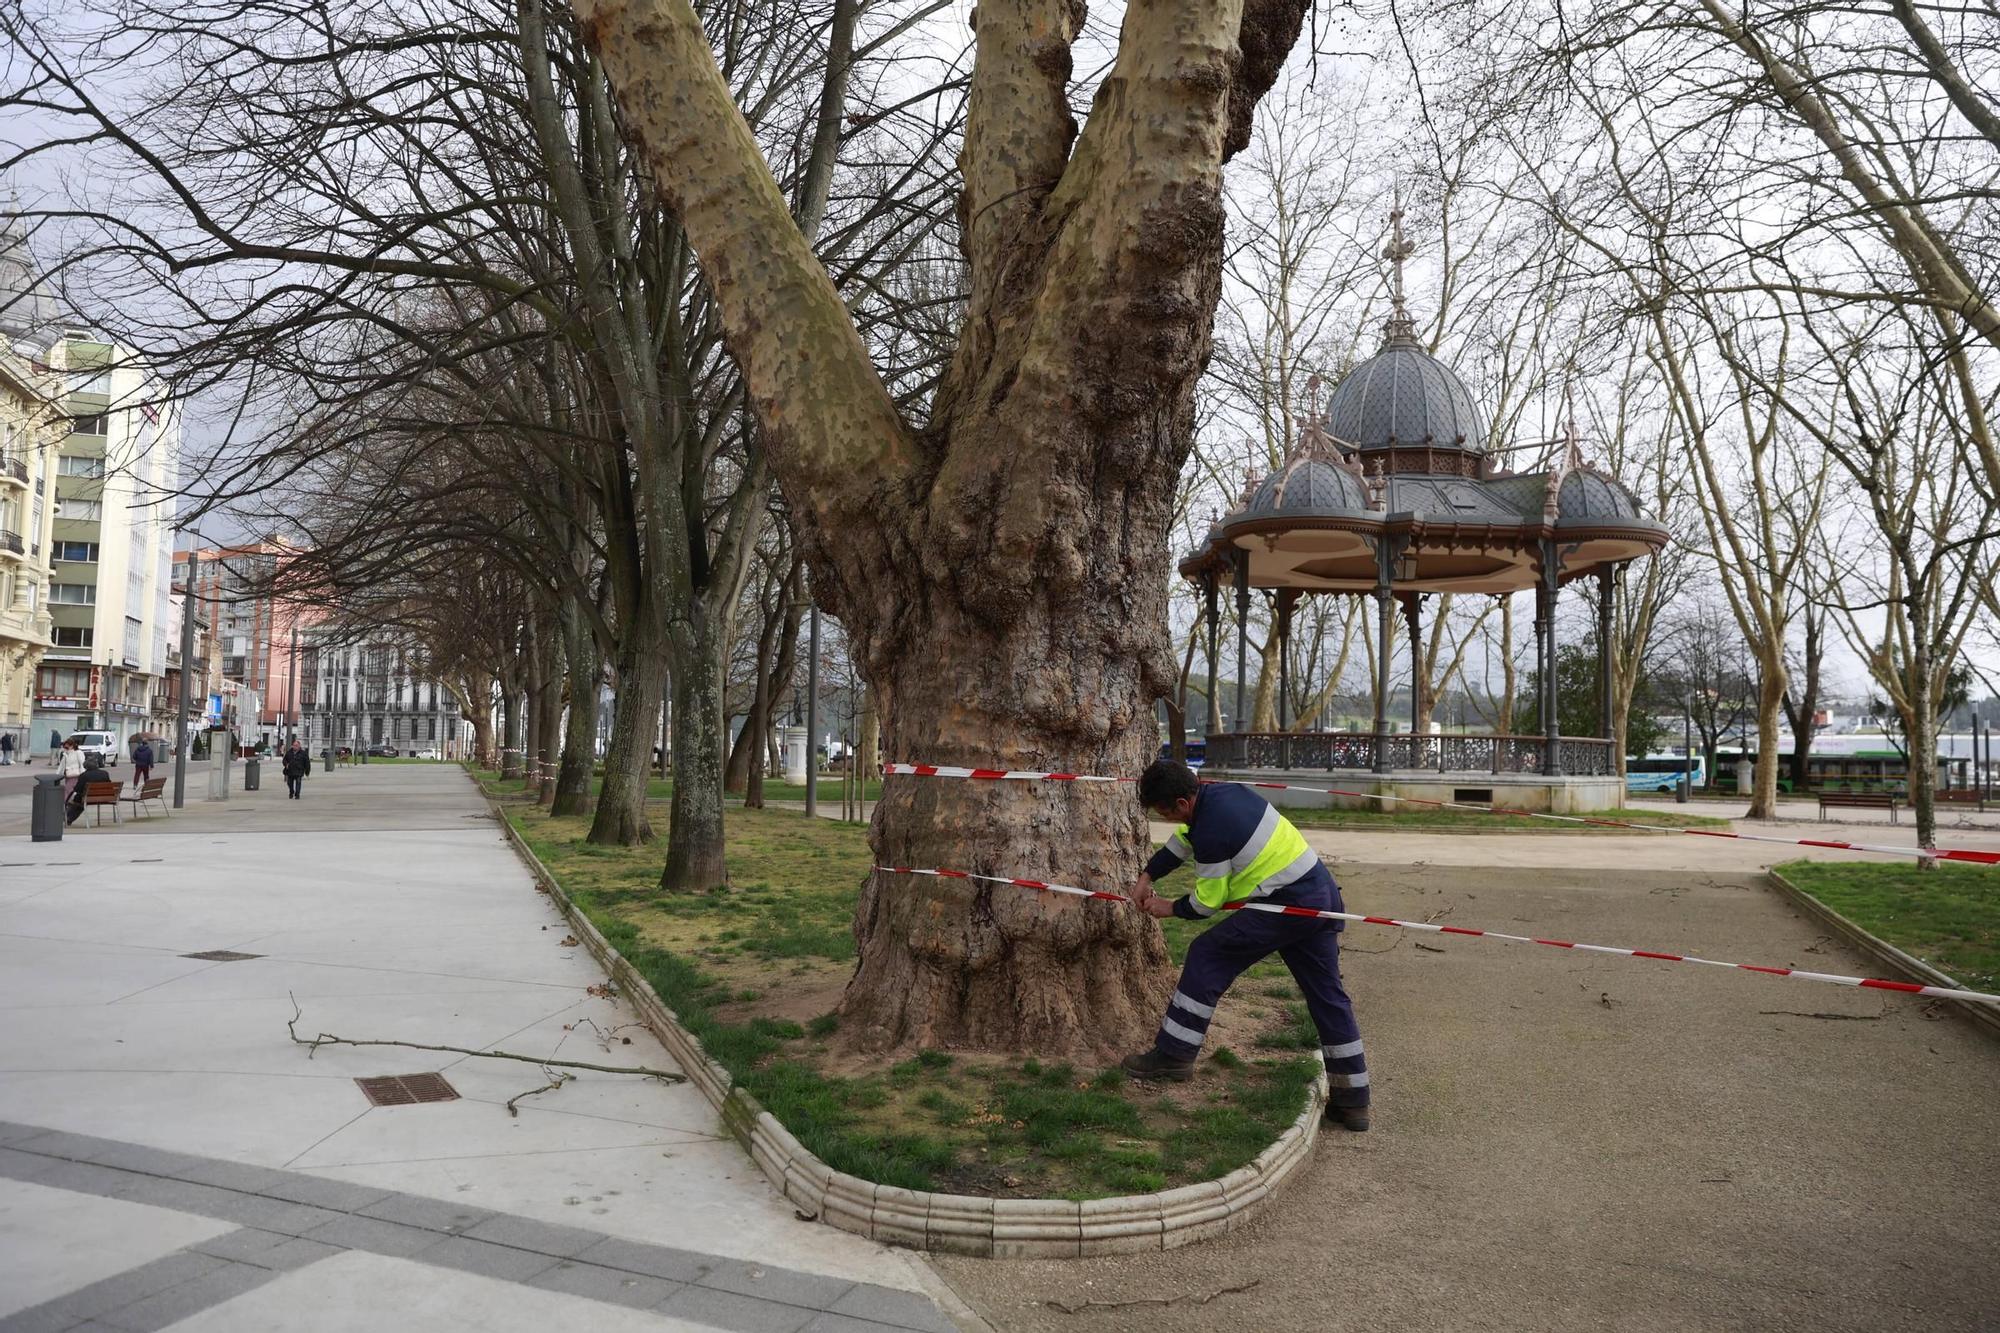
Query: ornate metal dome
1555 468 1644 526
1321 324 1486 458
1239 455 1372 519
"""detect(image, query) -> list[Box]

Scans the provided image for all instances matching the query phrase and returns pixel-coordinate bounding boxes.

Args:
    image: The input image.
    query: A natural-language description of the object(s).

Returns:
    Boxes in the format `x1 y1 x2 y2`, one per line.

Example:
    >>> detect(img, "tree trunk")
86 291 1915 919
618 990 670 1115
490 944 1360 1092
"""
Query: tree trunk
535 644 563 806
499 686 523 781
1909 622 1938 859
661 613 730 889
552 604 599 817
578 0 1311 1053
1748 659 1788 819
589 634 665 845
857 685 879 781
1782 604 1823 793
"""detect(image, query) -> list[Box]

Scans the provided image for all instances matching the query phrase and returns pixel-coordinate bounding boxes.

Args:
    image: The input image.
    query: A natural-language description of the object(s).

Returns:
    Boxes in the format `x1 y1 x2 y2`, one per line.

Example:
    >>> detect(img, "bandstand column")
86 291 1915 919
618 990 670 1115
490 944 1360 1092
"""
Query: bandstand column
1598 564 1616 748
1400 593 1423 736
1373 539 1396 775
1203 570 1221 737
1538 543 1563 776
1274 589 1297 731
1233 549 1250 739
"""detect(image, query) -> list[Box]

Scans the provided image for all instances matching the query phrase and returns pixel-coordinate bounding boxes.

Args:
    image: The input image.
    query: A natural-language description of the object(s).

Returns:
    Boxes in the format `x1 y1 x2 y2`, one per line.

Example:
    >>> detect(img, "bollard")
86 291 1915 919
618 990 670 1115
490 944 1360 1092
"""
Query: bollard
32 773 65 842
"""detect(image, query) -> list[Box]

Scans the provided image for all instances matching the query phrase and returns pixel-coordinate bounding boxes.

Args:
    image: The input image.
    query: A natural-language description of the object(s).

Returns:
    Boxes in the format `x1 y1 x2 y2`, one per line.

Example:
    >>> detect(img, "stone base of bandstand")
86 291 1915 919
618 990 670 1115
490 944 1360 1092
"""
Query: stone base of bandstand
1202 767 1626 814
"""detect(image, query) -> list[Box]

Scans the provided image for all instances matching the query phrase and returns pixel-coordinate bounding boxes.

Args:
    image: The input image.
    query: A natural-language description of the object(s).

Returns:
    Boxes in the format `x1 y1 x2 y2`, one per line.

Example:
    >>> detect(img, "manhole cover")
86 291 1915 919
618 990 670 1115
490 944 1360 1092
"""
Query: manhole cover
181 950 263 962
355 1073 460 1106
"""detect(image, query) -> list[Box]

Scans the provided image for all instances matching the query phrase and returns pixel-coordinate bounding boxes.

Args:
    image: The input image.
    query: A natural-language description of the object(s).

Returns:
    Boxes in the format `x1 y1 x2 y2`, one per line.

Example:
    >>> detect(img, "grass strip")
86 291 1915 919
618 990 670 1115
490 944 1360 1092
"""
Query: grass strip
1775 860 2000 991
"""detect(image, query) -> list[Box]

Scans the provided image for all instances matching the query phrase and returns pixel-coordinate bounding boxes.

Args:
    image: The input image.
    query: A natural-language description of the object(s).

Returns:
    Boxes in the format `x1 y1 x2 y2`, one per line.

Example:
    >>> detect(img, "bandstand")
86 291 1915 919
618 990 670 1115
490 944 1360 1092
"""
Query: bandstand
1178 216 1668 812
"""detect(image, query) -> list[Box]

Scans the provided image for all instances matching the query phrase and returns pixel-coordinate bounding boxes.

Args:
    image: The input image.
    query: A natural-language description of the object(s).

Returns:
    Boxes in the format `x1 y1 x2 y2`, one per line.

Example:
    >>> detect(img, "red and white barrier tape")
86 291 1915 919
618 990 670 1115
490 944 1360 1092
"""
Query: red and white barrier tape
875 865 2000 1006
880 763 2000 866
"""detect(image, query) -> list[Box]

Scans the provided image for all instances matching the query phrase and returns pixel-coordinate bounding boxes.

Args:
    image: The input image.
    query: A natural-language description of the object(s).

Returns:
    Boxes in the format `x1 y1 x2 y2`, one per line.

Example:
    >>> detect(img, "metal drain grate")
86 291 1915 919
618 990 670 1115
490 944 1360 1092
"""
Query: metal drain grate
355 1073 460 1106
180 950 263 962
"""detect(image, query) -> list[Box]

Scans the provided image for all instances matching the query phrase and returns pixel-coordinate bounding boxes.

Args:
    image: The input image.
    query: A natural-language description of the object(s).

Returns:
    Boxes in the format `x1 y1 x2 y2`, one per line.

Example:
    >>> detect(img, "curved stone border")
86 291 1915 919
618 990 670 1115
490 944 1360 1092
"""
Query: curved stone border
1767 869 2000 1041
477 781 1328 1256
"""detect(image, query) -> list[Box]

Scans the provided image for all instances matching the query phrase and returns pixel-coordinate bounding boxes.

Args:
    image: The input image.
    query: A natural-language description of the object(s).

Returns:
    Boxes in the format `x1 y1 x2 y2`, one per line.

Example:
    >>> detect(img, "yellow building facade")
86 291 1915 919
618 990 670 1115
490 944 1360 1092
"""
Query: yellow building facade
0 343 62 759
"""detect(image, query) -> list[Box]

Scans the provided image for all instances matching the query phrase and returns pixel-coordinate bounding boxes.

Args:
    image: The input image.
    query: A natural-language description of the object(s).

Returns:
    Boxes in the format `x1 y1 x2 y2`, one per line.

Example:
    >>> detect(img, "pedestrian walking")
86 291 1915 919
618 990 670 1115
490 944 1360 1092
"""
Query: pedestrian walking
1120 759 1372 1132
0 732 14 765
56 738 86 804
282 740 310 800
132 738 154 786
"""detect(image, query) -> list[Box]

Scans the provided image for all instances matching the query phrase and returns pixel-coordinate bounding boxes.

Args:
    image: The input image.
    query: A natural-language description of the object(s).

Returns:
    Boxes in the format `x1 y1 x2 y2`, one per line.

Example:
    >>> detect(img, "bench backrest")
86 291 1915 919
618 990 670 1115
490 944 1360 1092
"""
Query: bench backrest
83 782 124 804
1823 792 1894 804
131 778 168 798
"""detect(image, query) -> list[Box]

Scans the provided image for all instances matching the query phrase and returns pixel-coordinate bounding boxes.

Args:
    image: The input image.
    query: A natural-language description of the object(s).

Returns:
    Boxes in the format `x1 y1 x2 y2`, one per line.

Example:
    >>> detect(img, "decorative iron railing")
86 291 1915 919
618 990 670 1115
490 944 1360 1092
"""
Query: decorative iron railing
1 454 27 484
1204 732 1617 777
0 529 23 556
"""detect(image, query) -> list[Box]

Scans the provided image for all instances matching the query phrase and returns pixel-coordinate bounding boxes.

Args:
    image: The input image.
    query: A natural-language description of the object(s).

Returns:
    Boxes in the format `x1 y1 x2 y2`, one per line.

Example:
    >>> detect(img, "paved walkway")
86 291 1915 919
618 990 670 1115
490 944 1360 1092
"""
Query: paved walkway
0 765 967 1331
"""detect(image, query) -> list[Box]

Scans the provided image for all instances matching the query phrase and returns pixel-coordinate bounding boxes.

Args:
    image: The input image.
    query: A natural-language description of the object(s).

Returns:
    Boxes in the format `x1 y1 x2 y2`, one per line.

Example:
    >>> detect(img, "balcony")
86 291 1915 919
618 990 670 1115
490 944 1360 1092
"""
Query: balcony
0 454 27 487
0 529 24 561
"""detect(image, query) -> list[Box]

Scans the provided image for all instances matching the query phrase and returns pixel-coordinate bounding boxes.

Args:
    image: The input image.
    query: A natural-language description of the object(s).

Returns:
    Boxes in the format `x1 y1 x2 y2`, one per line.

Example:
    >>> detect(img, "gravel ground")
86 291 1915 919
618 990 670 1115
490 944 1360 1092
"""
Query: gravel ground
932 861 2000 1333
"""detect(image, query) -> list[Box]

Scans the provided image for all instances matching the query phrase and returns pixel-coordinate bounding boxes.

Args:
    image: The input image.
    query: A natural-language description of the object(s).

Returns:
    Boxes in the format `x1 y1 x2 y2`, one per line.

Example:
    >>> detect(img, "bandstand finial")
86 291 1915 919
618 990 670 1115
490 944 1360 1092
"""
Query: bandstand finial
1382 197 1418 346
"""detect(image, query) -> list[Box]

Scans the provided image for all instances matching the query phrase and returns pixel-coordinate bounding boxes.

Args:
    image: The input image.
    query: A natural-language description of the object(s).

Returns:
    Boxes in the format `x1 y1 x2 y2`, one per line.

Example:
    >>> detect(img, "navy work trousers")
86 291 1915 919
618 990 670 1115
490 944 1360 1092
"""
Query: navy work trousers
1154 864 1369 1106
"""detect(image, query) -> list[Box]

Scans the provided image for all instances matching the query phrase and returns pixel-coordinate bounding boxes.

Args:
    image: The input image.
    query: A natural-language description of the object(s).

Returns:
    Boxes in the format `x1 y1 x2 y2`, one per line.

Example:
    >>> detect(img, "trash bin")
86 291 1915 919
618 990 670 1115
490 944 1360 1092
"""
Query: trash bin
244 757 261 792
32 773 65 842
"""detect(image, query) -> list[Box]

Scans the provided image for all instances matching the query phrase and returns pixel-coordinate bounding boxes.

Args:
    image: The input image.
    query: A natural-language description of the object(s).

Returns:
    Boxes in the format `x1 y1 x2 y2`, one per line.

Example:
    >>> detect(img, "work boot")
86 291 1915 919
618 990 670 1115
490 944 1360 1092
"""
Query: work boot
1325 1102 1370 1132
1120 1048 1195 1083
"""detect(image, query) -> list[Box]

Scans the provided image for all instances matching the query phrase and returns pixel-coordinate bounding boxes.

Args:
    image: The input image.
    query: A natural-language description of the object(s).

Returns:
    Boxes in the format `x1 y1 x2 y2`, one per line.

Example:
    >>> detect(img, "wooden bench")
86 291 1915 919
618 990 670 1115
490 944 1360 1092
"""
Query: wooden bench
76 779 125 826
1936 789 1988 813
1818 791 1899 823
120 776 169 819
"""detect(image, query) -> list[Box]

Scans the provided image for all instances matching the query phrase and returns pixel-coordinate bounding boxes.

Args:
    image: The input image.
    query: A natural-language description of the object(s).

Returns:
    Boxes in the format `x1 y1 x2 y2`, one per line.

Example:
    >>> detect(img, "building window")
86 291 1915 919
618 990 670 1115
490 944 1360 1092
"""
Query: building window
68 413 108 435
67 368 111 395
371 717 384 743
428 717 437 741
56 498 103 520
53 627 93 648
53 541 100 563
58 455 105 478
49 582 95 605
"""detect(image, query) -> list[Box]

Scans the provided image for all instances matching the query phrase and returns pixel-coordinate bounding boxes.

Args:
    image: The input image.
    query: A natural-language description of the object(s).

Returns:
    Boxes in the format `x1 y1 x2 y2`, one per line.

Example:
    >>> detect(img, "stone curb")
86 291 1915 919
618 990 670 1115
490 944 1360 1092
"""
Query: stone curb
1766 869 2000 1041
476 779 1328 1258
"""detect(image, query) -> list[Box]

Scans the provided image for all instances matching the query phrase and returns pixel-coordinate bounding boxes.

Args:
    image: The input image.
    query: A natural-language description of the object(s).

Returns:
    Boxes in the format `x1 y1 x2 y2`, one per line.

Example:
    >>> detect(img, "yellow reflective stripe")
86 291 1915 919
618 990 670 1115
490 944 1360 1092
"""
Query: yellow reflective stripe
1237 816 1311 898
1194 874 1234 911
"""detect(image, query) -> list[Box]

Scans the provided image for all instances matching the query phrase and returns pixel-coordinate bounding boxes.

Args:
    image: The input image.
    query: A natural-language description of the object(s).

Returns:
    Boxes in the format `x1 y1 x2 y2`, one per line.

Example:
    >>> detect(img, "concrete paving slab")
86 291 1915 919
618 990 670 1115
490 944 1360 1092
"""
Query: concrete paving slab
149 1250 715 1332
0 1181 233 1317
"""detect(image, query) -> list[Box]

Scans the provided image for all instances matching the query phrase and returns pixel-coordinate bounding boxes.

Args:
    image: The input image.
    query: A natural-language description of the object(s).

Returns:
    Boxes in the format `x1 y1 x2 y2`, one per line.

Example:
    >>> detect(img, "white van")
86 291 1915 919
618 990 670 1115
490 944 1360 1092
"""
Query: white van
66 731 120 766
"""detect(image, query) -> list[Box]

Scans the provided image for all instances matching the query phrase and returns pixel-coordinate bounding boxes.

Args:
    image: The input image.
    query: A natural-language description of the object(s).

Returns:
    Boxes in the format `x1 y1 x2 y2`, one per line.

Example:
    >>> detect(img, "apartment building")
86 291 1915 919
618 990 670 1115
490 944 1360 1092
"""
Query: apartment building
0 340 62 758
29 332 181 753
299 630 472 757
174 542 307 745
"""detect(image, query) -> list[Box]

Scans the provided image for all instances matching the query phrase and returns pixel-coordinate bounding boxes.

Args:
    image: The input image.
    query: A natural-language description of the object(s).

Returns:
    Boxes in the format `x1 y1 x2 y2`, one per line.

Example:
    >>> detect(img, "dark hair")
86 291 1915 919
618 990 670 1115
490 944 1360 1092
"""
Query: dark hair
1138 759 1199 810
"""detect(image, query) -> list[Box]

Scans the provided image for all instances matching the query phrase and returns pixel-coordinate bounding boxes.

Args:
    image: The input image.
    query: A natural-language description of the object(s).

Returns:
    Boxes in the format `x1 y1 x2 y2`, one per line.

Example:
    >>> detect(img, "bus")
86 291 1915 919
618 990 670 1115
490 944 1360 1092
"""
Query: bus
1626 753 1704 794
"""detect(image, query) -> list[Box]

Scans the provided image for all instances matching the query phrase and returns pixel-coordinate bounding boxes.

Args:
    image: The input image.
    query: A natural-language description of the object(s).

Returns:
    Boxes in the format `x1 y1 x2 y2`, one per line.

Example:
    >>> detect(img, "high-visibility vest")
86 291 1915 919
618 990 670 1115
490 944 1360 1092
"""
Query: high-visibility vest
1148 783 1318 917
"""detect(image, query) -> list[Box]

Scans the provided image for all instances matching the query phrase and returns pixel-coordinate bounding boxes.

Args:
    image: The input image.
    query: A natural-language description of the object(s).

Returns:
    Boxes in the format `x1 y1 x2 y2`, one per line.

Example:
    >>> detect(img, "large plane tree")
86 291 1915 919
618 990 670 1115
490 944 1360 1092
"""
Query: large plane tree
577 0 1313 1056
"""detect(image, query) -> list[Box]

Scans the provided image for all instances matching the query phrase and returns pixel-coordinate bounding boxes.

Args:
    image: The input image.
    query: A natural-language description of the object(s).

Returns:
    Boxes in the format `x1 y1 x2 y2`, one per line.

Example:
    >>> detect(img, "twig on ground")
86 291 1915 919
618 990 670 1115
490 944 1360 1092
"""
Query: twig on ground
285 995 685 1082
1757 1008 1885 1021
1046 1280 1261 1315
1413 941 1446 953
1343 935 1402 954
506 1069 575 1116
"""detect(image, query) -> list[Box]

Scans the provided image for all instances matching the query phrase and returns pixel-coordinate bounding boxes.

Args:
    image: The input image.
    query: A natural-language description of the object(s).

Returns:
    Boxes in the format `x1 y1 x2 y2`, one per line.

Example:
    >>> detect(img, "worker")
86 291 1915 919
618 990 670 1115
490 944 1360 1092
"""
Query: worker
1121 759 1371 1131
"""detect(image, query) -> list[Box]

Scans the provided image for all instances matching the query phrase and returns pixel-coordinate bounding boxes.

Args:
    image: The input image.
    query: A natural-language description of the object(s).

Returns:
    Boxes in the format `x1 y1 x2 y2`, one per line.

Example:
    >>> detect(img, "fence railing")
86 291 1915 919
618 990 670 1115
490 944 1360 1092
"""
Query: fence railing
1202 732 1617 777
0 529 23 556
0 454 27 484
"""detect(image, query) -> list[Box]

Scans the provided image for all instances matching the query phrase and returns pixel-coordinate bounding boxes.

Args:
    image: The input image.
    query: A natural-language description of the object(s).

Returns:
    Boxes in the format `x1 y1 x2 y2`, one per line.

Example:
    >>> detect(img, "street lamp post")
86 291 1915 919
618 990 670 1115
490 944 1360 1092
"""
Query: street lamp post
172 551 197 809
1680 691 1692 804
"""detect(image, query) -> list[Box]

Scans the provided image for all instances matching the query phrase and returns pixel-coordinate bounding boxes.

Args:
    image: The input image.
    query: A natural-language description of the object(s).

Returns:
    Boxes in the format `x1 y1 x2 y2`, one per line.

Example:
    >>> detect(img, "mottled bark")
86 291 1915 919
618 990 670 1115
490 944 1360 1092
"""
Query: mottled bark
579 0 1309 1054
552 602 599 817
590 632 664 845
662 614 729 889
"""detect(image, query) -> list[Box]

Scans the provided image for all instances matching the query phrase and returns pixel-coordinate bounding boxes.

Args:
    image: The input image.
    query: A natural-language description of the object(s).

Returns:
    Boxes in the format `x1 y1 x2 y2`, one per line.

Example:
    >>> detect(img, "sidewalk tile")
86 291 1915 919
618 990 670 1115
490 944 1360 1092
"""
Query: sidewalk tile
253 1174 394 1212
299 1212 440 1258
826 1285 954 1332
94 1261 275 1331
461 1212 605 1257
188 1228 292 1262
575 1235 719 1283
527 1259 683 1309
656 1285 817 1333
414 1236 561 1283
697 1257 856 1310
358 1193 497 1234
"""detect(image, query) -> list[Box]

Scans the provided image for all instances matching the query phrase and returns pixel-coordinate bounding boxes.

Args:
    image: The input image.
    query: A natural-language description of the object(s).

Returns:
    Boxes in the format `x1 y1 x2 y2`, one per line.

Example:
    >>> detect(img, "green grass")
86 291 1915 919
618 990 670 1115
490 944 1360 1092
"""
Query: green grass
1282 804 1728 831
469 767 875 808
471 770 1311 1198
1777 860 2000 991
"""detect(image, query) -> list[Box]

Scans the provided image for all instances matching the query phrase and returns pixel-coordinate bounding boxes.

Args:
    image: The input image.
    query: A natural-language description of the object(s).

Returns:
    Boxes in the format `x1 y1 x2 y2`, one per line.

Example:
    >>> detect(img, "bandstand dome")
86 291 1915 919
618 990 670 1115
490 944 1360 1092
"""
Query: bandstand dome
1241 455 1372 519
1322 321 1486 460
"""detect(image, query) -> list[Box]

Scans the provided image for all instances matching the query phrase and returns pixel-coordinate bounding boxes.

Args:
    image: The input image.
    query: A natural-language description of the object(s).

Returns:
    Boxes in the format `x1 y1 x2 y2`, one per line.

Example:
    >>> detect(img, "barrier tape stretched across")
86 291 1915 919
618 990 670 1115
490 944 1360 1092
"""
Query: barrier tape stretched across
880 763 2000 866
875 866 2000 1006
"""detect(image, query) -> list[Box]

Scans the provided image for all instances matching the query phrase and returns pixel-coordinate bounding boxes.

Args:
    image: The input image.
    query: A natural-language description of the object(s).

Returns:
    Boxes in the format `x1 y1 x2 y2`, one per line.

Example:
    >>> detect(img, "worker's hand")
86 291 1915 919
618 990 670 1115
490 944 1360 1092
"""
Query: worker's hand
1141 894 1176 919
1129 873 1154 909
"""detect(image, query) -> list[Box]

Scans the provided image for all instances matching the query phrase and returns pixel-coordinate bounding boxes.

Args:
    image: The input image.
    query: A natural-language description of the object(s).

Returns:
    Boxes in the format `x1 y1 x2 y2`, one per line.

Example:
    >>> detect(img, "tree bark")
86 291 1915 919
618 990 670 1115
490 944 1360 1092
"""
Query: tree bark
499 685 523 781
590 630 665 845
552 601 600 817
662 612 730 889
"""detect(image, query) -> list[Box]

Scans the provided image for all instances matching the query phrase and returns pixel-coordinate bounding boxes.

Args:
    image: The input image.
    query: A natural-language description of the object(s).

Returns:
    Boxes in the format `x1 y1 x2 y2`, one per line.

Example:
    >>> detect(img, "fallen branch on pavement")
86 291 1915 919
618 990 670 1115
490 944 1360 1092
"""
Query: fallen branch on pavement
506 1069 576 1116
1046 1280 1261 1314
285 995 686 1083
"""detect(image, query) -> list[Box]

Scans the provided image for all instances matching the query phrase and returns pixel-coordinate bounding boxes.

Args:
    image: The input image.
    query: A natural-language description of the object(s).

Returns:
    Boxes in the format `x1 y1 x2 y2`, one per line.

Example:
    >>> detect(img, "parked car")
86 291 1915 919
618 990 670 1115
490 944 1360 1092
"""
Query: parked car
65 731 120 766
412 746 442 760
367 744 400 758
